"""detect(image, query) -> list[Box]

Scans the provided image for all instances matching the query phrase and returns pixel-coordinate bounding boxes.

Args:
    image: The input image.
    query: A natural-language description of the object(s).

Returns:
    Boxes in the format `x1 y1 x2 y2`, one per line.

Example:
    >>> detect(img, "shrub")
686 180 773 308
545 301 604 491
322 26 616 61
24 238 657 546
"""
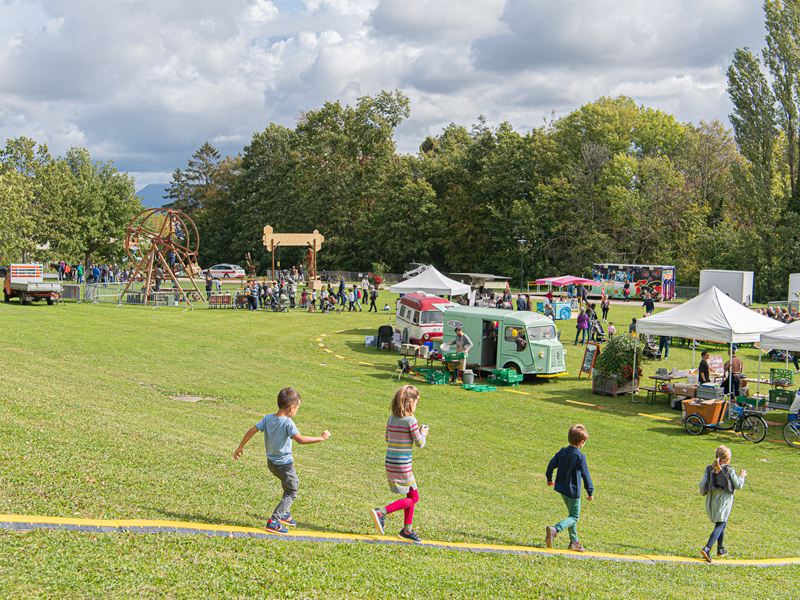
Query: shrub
593 334 645 382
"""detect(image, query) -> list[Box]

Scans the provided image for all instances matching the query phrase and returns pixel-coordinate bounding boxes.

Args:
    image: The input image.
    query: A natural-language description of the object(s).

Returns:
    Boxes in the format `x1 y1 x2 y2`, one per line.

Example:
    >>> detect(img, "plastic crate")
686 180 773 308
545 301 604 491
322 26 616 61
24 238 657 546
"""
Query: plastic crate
424 370 449 385
462 384 496 392
491 368 516 378
442 351 466 362
769 388 794 404
770 368 794 386
488 373 522 387
735 395 766 408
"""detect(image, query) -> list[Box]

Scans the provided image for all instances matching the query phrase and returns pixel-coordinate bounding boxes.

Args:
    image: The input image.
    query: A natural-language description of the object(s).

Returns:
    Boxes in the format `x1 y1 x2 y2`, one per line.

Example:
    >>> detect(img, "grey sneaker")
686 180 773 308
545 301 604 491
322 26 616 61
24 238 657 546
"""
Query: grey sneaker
370 509 385 535
398 528 422 543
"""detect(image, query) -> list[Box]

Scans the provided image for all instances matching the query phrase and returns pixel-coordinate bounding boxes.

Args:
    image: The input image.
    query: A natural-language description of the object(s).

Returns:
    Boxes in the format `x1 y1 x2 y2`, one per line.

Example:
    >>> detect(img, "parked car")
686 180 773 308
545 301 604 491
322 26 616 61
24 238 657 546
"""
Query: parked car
206 264 246 279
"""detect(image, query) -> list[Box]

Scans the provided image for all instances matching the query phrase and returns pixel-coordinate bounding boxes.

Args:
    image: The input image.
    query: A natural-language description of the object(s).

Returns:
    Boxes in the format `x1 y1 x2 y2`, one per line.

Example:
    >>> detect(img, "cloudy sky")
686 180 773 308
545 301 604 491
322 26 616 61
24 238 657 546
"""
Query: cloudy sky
0 0 767 189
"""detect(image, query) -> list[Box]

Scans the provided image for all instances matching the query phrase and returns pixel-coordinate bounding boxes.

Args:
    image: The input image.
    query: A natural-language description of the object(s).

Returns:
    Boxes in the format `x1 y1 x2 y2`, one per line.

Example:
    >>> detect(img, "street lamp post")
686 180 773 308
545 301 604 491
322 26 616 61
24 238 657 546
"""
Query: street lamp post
517 238 526 294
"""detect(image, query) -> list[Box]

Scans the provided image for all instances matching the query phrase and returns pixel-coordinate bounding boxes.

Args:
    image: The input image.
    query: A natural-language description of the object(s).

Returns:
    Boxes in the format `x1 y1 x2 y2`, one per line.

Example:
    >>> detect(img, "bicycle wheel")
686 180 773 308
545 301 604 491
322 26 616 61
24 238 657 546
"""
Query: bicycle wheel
783 421 800 448
685 414 705 435
741 415 768 443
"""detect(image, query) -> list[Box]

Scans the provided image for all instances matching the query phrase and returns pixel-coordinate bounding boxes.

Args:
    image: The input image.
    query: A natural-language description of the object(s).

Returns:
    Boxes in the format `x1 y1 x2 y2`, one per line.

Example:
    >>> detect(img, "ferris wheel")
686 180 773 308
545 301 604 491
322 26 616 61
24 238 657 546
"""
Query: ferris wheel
121 208 204 307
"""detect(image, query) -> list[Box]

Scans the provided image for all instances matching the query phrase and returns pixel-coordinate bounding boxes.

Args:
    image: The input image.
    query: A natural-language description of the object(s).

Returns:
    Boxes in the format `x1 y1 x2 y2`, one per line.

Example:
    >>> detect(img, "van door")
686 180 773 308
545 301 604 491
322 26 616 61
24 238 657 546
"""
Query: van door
481 320 497 367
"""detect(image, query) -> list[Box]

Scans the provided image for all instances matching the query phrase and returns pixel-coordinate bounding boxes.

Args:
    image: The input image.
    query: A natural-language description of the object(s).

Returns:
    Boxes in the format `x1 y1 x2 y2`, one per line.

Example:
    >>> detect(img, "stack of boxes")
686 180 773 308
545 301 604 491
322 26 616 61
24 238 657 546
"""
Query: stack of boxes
487 368 524 387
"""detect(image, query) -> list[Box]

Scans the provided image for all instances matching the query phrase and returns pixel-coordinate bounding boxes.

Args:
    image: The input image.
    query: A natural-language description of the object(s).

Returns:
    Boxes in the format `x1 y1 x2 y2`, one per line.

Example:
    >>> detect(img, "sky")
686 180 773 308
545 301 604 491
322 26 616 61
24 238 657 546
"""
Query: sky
0 0 768 190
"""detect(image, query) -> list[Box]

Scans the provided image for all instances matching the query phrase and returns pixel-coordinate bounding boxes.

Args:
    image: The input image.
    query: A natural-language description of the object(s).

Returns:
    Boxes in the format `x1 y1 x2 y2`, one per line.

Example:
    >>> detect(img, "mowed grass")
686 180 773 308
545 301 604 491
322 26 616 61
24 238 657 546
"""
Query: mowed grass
2 294 800 599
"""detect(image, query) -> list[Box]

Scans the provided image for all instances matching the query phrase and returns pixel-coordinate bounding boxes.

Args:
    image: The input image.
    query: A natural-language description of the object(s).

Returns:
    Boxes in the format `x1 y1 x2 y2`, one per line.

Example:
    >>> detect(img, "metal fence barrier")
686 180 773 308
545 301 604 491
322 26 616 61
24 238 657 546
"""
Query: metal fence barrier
675 286 699 300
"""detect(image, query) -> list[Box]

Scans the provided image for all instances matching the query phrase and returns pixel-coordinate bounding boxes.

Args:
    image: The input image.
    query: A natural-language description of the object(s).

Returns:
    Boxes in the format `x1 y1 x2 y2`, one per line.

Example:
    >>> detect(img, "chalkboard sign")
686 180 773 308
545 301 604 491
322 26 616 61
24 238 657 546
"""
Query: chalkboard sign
579 343 601 379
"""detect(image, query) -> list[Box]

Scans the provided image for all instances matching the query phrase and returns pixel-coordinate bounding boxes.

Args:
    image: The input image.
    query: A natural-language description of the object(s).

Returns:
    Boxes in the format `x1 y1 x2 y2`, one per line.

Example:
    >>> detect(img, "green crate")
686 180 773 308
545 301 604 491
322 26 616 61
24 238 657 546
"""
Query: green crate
770 368 794 385
462 384 496 392
768 388 794 408
491 368 516 378
424 370 448 384
488 374 522 387
735 396 766 408
442 351 466 362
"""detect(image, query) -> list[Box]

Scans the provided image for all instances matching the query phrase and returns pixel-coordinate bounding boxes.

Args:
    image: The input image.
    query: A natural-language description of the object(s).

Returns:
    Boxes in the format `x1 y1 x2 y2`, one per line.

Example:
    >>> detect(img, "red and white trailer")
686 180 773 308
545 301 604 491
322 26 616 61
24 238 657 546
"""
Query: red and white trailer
4 264 62 305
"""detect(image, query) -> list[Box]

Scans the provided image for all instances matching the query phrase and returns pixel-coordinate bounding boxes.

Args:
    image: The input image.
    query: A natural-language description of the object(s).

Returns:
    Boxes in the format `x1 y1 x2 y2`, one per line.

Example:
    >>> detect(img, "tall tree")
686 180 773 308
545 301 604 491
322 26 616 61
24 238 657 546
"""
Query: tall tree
165 142 223 219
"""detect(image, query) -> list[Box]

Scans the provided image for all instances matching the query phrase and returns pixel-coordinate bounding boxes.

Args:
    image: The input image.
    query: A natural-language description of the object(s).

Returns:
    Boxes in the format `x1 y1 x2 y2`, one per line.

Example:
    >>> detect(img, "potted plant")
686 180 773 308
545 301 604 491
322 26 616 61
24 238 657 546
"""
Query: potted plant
591 334 644 397
370 261 388 289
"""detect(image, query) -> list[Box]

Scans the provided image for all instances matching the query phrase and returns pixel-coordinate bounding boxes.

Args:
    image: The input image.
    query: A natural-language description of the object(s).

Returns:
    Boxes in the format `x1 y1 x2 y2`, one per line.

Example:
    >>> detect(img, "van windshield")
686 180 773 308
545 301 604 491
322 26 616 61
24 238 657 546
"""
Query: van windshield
527 325 556 341
421 310 443 324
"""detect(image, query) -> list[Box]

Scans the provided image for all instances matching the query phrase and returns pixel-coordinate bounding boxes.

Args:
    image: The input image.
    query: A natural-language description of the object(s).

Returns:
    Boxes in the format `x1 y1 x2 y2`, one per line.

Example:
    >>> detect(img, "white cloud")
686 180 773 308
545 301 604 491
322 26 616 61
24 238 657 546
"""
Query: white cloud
0 0 775 186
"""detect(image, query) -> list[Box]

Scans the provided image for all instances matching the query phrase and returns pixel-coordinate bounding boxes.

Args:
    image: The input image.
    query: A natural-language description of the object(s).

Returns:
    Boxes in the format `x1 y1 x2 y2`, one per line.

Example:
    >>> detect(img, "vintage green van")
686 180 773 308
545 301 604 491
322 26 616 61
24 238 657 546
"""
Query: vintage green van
441 306 567 377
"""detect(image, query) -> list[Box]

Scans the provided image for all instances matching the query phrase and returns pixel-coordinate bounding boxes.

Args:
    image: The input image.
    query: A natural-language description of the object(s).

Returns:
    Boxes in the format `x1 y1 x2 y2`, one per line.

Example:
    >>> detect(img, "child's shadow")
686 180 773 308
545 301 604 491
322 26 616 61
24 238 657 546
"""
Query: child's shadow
144 507 254 529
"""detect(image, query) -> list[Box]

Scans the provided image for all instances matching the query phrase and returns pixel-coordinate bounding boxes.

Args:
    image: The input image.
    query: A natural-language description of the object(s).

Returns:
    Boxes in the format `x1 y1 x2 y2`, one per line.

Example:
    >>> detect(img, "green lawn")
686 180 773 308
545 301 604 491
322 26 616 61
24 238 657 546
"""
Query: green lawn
2 294 799 599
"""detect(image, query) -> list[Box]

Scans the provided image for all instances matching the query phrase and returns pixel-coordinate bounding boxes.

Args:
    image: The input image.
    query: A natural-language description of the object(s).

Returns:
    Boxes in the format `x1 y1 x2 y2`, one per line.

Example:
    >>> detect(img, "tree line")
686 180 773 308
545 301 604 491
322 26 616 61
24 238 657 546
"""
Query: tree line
5 2 800 302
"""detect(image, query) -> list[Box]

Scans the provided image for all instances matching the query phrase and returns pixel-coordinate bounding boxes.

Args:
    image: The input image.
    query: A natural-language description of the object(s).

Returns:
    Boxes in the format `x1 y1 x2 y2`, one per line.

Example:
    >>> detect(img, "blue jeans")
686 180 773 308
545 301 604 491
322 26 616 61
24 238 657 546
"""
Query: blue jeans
574 328 587 345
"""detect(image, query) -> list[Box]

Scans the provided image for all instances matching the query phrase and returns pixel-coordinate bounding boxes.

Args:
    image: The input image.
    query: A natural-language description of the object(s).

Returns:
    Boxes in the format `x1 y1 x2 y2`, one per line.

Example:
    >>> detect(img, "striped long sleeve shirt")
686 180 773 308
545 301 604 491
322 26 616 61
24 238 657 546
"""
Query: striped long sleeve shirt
385 414 426 493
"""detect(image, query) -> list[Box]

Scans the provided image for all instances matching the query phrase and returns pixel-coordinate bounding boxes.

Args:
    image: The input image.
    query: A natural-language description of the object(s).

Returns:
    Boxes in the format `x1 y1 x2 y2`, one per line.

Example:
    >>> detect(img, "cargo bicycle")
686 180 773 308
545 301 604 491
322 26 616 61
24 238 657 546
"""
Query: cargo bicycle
683 398 768 443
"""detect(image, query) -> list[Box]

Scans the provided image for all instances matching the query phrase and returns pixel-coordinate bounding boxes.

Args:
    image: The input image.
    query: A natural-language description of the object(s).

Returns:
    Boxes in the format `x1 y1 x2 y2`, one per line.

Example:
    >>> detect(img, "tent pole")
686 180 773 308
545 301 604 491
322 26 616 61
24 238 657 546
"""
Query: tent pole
692 340 695 369
630 335 638 403
757 347 762 399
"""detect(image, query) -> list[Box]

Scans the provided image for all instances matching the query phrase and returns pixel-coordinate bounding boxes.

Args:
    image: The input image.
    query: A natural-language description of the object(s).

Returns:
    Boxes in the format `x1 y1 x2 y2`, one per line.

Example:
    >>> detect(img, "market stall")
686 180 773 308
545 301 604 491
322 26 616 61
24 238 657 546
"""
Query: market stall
634 286 785 405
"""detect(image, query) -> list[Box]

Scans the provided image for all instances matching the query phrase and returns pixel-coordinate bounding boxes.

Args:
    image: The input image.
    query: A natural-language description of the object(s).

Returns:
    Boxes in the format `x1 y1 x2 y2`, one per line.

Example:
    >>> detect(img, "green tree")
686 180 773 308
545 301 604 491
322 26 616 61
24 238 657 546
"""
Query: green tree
47 148 143 267
165 142 223 219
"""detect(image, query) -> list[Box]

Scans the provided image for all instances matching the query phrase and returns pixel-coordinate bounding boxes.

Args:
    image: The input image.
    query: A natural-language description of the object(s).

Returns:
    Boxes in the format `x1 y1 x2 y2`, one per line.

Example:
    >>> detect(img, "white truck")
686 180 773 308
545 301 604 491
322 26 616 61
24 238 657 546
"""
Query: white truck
699 270 754 305
4 264 62 305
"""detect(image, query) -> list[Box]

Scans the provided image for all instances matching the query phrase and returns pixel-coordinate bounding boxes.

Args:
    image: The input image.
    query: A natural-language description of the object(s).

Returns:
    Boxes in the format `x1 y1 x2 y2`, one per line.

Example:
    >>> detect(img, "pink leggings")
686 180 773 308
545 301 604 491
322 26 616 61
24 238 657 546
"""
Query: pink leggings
385 489 419 525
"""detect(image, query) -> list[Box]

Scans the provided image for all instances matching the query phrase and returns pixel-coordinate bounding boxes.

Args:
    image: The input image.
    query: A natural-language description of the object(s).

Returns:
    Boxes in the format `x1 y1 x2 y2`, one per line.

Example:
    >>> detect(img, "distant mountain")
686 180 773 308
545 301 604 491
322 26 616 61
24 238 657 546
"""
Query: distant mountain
136 183 170 208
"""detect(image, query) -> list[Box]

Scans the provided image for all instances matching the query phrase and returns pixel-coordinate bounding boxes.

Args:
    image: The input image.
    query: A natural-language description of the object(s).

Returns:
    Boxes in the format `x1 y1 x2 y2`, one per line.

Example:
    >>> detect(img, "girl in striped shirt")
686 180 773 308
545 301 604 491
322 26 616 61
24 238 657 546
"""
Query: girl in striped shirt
371 385 429 543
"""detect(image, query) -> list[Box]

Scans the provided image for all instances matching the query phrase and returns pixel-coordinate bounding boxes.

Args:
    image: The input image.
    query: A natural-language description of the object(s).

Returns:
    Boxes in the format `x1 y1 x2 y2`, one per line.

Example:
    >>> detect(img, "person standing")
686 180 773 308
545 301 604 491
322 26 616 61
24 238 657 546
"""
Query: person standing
447 327 473 380
642 293 655 316
516 294 527 311
724 350 744 397
698 445 746 562
574 309 589 346
76 264 84 284
338 277 346 305
361 276 370 304
369 286 378 312
623 281 631 302
370 385 430 543
544 424 594 553
600 294 610 322
699 351 711 384
205 273 213 301
576 284 584 307
289 280 297 309
659 336 671 359
154 266 163 292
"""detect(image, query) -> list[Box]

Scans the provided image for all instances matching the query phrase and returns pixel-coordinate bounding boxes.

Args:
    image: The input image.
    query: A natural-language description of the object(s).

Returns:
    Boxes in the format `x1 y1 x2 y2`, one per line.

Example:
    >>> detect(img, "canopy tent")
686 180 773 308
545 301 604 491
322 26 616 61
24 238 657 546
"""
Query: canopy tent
633 286 785 402
760 321 800 352
389 267 471 297
635 286 784 343
533 275 598 287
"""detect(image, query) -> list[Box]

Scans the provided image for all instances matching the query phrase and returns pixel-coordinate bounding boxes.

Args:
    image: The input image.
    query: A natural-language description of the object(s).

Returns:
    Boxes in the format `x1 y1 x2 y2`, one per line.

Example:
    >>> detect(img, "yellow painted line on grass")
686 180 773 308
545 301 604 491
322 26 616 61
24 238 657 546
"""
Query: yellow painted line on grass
1 514 798 566
318 343 326 348
566 400 598 407
638 413 674 422
334 355 346 360
359 362 376 366
323 349 334 354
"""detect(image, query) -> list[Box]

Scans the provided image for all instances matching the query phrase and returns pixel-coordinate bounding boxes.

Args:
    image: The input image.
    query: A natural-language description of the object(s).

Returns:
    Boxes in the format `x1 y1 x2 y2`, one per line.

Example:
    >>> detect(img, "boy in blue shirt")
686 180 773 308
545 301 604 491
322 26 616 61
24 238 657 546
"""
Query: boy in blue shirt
545 424 594 552
234 387 331 534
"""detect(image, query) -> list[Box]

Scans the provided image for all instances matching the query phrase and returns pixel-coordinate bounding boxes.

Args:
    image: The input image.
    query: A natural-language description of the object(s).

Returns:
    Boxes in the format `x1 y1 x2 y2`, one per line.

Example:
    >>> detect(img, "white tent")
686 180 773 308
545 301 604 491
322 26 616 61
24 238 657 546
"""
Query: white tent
760 321 800 352
389 267 471 297
633 286 785 402
635 286 784 343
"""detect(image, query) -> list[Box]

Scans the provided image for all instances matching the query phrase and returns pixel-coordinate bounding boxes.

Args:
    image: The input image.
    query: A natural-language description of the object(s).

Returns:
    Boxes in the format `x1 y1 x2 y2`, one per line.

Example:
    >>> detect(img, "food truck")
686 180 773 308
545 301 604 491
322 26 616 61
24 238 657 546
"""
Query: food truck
441 306 567 377
395 292 456 344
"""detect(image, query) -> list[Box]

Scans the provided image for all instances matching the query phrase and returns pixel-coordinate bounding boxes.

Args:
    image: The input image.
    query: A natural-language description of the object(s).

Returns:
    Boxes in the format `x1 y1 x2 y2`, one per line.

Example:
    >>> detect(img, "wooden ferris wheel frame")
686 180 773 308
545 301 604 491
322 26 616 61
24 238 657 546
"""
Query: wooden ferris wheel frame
121 208 205 307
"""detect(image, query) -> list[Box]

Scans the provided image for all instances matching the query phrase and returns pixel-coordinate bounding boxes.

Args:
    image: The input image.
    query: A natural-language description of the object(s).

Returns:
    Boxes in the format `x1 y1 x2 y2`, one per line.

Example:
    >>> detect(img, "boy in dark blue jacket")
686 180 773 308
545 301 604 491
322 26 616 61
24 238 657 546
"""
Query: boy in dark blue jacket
545 424 594 552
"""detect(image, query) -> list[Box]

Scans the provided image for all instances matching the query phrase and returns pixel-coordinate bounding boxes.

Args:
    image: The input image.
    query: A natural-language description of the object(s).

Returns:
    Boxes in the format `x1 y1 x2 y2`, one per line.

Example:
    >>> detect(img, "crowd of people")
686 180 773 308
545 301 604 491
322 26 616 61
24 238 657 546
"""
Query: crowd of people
228 275 381 313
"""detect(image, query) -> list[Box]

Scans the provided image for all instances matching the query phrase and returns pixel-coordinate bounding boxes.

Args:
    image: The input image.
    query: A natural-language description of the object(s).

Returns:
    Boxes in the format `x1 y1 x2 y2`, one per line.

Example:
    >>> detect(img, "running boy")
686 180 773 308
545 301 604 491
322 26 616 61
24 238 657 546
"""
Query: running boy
233 387 331 534
544 424 594 552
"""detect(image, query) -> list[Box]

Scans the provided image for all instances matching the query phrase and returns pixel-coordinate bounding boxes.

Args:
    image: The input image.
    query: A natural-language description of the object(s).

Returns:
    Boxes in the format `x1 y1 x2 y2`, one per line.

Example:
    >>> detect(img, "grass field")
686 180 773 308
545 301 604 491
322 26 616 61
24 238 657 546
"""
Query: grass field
2 293 800 599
